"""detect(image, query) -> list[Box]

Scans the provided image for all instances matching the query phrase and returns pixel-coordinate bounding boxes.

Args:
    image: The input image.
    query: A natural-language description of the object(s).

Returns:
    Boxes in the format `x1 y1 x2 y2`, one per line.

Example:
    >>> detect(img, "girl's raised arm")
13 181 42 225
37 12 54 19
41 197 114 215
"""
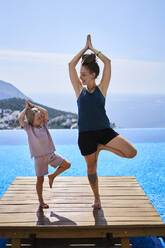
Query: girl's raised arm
18 105 28 128
68 36 89 99
25 99 48 121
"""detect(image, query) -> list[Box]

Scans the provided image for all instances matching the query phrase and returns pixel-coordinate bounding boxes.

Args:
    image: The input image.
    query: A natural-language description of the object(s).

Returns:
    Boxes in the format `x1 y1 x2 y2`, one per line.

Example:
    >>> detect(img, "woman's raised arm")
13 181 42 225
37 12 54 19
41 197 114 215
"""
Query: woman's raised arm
68 36 90 99
88 35 111 97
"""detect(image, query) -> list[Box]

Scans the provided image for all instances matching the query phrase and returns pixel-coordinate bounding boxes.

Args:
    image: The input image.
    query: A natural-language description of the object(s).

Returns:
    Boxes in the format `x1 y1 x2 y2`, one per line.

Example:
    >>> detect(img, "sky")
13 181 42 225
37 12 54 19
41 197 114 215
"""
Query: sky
0 0 165 110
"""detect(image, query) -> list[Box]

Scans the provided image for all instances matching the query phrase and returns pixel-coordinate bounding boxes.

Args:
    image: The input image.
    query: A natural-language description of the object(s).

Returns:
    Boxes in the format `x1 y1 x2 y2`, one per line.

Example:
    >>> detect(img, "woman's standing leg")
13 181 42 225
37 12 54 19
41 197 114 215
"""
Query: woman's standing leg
84 152 101 209
84 135 137 209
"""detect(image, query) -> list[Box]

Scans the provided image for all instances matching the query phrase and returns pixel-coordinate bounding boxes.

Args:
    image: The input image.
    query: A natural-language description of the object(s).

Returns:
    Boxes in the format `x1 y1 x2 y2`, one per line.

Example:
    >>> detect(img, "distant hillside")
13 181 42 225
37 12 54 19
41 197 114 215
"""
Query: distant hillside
0 80 28 99
0 98 77 119
0 80 78 129
0 98 77 129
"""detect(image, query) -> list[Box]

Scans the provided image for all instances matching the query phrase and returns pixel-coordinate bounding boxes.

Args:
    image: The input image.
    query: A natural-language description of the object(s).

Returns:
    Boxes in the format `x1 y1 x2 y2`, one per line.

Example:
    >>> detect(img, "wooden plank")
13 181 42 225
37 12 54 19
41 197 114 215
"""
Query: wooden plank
11 178 137 182
0 212 162 223
0 221 163 227
112 227 165 237
12 177 138 181
2 189 144 194
1 195 151 203
0 201 154 208
10 185 142 190
0 226 165 239
15 176 136 180
3 191 148 196
0 205 158 214
11 179 142 184
12 177 138 184
3 191 148 197
12 181 140 186
2 192 146 197
12 181 139 185
6 185 144 190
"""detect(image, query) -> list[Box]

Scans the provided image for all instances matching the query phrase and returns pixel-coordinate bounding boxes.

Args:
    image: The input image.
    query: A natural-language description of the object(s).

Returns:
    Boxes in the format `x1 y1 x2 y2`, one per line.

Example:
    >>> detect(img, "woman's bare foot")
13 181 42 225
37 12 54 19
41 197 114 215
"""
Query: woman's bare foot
92 196 101 210
48 174 55 188
39 202 49 209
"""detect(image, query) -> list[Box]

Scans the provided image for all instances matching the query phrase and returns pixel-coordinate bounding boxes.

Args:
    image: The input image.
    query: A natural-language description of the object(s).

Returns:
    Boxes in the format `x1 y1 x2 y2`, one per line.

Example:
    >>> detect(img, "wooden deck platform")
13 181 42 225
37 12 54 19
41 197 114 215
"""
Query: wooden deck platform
0 176 165 248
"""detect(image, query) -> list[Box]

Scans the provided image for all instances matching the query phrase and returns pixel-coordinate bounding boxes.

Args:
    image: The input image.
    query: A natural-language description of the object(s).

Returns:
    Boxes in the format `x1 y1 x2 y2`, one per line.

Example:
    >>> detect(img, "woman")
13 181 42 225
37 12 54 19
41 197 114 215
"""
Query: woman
68 35 137 209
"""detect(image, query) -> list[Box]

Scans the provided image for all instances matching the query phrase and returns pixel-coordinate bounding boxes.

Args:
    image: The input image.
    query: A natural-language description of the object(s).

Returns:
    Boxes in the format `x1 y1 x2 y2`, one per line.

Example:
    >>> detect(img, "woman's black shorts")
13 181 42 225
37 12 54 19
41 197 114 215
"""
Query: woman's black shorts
78 128 119 156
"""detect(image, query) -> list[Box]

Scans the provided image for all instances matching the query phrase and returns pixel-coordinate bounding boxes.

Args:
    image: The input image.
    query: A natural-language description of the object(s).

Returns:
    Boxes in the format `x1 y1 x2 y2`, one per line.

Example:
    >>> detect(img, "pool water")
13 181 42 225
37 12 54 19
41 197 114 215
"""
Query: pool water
0 128 165 248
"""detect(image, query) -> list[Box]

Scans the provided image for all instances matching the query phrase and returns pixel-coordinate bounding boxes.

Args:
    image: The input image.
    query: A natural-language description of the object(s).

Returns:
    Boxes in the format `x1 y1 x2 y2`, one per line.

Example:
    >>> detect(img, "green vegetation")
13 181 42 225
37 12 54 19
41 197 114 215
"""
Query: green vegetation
0 98 77 129
0 98 77 119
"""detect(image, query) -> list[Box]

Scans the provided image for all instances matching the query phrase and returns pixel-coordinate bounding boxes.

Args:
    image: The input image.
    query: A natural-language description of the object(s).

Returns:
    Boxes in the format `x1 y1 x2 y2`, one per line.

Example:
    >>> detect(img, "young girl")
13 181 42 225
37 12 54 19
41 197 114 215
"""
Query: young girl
18 99 71 208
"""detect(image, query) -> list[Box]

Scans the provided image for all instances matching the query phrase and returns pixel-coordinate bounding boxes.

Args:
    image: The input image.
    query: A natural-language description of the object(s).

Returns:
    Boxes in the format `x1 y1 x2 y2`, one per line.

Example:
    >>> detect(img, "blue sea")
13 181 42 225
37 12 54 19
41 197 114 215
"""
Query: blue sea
0 128 165 248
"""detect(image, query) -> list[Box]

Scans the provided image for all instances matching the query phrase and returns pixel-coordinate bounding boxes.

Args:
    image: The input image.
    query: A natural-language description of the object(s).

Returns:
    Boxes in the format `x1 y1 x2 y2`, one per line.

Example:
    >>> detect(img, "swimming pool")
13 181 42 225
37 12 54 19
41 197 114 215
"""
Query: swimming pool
0 128 165 247
0 128 165 221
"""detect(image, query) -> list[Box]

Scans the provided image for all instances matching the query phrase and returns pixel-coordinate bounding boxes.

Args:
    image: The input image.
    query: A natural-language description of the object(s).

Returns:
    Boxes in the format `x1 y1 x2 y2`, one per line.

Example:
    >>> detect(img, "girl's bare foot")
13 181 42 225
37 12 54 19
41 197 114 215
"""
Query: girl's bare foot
92 197 101 210
39 202 49 209
48 174 55 188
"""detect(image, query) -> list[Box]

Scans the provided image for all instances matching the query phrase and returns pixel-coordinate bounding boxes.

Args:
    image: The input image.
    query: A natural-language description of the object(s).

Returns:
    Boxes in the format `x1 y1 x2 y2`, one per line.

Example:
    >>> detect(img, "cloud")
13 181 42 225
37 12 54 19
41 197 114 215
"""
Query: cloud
0 49 165 96
0 49 74 95
111 59 165 94
0 49 72 64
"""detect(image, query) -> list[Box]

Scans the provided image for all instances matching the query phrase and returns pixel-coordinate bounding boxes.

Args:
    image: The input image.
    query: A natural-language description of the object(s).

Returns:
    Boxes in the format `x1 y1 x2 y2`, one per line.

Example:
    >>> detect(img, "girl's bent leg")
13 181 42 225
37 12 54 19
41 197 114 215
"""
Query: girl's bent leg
36 176 49 208
48 160 71 188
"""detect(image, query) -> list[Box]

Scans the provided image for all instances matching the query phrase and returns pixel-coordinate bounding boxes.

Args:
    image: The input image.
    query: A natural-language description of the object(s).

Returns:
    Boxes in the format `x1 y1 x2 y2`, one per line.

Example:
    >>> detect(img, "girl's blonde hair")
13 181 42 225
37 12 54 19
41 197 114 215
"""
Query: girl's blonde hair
25 107 39 125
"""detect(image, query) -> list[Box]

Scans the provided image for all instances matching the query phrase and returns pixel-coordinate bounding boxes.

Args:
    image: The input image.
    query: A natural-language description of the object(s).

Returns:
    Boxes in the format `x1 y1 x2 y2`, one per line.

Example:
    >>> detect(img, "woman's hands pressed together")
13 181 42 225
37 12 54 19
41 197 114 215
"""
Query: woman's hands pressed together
85 34 93 50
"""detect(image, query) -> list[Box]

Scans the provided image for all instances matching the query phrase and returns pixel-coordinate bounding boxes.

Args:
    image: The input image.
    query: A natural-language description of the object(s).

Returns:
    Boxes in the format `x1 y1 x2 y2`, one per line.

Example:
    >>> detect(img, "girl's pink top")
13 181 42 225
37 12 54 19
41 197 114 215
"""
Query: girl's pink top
23 120 55 158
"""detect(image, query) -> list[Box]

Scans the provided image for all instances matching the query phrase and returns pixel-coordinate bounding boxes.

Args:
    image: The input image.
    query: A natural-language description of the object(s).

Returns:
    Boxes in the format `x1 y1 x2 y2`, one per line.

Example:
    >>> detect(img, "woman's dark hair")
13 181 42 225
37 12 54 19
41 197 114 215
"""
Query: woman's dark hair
81 53 100 79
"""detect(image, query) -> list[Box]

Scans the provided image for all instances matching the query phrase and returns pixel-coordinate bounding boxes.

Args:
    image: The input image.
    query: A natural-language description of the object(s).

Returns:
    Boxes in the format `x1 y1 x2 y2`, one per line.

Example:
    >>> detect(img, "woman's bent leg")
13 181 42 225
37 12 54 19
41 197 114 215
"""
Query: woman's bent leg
96 135 137 161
